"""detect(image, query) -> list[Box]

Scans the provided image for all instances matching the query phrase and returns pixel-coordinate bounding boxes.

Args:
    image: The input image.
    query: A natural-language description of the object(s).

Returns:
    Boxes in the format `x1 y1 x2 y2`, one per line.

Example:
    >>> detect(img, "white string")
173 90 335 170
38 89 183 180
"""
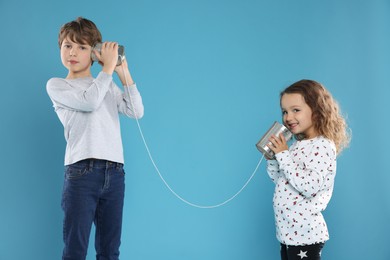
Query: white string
121 64 264 208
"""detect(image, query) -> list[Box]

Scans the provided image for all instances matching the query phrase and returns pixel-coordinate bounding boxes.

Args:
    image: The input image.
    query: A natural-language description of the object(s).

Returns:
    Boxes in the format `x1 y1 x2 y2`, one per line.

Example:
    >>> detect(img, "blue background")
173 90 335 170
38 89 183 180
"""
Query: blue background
1 0 389 259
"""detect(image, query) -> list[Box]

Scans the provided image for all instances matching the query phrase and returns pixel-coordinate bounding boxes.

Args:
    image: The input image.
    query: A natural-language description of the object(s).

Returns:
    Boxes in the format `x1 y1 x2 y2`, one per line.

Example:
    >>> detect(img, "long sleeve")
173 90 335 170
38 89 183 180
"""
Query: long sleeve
46 72 112 112
275 139 336 198
114 84 144 119
267 159 282 184
46 72 144 165
268 136 337 246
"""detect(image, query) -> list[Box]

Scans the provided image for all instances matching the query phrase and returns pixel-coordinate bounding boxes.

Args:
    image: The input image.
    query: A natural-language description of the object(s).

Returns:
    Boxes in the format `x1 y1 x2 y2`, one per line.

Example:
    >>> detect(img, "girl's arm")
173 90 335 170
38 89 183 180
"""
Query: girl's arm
266 159 282 183
275 138 336 198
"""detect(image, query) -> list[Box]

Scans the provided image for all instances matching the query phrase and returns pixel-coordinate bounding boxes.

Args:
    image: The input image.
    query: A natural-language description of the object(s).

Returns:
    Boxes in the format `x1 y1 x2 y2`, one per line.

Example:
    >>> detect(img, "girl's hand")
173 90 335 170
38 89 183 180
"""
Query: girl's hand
267 133 289 155
264 153 274 160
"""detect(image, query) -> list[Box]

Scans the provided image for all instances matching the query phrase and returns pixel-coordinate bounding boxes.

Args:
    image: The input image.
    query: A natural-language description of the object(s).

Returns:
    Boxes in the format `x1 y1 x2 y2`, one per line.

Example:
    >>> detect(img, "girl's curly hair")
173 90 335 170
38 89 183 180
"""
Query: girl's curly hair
281 79 351 154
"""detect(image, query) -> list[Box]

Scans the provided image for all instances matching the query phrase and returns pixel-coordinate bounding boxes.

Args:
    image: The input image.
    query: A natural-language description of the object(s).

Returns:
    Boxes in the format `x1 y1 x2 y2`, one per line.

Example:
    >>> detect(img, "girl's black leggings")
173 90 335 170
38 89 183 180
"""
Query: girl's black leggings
280 243 325 260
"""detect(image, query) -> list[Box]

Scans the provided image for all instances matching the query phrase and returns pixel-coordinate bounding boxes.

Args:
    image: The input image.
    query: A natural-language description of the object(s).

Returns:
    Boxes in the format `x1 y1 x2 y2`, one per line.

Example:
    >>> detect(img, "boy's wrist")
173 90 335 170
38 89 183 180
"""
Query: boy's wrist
102 67 114 75
116 67 134 86
121 76 134 86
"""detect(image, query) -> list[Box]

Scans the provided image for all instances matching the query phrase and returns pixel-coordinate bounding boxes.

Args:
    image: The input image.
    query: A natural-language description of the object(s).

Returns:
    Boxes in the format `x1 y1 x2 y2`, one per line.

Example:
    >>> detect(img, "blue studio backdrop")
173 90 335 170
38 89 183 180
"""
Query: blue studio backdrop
0 0 389 259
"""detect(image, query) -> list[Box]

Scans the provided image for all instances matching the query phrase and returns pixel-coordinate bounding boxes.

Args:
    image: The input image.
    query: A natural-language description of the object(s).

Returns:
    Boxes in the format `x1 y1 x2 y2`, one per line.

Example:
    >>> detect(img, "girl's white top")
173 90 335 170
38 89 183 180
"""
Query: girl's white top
47 72 144 165
267 136 336 246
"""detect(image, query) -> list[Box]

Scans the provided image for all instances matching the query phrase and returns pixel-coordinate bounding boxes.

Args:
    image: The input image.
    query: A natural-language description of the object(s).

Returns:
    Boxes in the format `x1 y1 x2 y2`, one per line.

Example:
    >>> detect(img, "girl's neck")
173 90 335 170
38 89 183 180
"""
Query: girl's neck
303 135 319 140
303 129 319 140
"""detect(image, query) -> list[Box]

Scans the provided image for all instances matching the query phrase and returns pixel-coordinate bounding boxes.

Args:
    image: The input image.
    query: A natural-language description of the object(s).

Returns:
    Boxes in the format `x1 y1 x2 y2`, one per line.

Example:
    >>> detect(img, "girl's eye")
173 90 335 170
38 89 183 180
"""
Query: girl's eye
293 109 300 113
282 111 287 115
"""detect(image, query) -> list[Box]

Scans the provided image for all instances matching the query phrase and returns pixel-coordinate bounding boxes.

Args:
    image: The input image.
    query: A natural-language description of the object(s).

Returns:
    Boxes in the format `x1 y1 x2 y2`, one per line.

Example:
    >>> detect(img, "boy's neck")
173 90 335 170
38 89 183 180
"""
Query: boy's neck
66 71 92 79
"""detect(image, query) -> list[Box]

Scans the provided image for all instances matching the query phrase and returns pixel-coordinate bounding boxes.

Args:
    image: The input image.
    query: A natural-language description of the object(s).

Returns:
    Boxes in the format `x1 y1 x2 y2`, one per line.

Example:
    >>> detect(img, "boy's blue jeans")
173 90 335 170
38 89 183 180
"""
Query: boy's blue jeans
61 159 125 260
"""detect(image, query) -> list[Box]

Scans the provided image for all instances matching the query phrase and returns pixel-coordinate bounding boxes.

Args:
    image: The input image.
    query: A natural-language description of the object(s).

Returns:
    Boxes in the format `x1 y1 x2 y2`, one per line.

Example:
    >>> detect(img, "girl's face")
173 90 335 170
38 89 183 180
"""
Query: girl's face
61 37 93 79
281 93 318 139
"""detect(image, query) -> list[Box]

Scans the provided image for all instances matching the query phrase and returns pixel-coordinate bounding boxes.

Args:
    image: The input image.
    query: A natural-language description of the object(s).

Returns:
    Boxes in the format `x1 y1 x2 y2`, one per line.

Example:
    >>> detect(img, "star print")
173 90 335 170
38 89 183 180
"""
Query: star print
297 250 308 259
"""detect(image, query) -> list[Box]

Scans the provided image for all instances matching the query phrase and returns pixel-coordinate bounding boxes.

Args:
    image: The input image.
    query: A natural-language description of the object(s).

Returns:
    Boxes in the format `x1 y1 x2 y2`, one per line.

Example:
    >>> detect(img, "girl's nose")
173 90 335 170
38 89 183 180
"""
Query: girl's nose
284 113 292 122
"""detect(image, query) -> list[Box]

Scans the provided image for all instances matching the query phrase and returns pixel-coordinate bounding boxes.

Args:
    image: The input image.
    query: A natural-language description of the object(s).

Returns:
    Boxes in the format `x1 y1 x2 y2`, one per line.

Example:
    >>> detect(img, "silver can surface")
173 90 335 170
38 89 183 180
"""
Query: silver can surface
256 121 293 159
91 43 125 66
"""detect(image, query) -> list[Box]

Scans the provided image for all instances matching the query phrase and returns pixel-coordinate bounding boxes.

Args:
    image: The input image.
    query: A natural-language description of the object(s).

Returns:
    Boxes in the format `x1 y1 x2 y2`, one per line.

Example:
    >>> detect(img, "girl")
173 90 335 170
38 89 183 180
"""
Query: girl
266 79 350 260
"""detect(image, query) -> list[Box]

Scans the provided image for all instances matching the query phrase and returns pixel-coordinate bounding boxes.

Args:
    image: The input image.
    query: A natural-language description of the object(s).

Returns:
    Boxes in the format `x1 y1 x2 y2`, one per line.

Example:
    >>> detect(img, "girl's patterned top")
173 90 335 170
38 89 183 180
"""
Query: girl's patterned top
267 136 337 246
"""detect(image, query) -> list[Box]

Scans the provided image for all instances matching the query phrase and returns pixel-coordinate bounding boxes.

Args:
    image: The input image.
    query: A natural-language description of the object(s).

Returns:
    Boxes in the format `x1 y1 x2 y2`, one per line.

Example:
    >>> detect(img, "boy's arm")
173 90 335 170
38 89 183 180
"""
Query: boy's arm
47 42 119 111
113 58 144 119
115 58 134 86
46 73 112 111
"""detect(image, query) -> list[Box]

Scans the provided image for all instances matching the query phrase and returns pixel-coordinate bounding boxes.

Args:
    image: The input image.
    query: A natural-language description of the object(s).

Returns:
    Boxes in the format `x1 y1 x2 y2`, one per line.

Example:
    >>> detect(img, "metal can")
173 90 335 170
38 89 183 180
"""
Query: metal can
91 43 125 66
256 121 293 159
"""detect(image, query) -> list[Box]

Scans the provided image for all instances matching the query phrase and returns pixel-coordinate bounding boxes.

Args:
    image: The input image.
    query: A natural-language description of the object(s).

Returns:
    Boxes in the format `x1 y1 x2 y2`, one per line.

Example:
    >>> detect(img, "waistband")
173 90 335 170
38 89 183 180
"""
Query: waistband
72 158 123 169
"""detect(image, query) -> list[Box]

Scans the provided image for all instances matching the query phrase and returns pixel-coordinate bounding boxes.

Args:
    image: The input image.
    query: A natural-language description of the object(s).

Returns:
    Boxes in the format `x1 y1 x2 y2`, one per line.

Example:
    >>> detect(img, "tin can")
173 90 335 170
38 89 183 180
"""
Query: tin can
256 121 293 159
91 43 125 66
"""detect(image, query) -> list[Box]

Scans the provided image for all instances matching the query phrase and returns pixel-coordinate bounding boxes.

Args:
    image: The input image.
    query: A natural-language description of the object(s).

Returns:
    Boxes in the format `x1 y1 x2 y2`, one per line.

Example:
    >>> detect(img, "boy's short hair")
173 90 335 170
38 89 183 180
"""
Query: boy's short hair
58 17 102 48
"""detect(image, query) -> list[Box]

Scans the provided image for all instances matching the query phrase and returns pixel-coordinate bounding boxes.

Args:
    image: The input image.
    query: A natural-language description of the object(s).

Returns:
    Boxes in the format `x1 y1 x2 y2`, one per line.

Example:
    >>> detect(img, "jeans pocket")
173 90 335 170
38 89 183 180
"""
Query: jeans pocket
65 164 88 180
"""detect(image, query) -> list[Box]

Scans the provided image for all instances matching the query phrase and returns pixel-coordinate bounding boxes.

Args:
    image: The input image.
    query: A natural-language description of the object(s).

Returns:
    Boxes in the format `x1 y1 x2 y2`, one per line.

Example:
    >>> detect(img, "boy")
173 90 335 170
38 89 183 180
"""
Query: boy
47 17 144 260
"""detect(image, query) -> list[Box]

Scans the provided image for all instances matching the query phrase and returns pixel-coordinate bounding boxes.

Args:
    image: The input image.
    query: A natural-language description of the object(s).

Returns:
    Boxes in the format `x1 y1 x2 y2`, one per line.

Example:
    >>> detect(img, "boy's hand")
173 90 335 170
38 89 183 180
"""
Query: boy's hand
93 42 119 75
267 133 288 155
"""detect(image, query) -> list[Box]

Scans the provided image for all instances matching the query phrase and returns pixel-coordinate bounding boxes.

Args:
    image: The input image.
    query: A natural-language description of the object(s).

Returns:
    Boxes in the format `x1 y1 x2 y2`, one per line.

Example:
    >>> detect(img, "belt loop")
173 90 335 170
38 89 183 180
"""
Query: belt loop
89 159 94 171
118 163 123 170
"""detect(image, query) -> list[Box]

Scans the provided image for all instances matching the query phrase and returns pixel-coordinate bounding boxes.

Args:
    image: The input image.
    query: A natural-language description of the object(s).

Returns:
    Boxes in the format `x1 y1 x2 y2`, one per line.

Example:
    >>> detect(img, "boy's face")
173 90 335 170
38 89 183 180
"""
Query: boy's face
60 37 93 79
